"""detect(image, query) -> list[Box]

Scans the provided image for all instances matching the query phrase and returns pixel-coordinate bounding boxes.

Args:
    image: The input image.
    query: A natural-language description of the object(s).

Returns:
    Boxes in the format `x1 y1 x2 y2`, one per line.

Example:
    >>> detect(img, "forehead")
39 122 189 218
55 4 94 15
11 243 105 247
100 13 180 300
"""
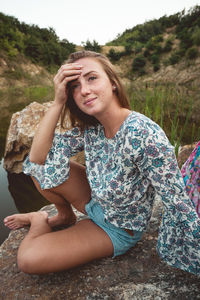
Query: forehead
75 57 105 73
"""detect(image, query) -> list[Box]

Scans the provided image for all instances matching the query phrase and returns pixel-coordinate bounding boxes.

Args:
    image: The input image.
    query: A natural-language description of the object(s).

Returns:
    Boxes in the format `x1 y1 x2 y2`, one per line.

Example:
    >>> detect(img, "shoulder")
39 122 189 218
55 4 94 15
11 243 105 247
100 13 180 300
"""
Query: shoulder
125 111 167 140
124 112 173 154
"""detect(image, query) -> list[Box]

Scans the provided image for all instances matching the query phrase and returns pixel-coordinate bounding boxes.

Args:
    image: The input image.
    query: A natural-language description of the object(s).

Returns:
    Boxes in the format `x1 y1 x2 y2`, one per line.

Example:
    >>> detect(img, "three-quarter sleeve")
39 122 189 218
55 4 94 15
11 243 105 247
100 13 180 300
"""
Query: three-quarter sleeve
23 127 84 189
128 117 200 275
127 118 191 210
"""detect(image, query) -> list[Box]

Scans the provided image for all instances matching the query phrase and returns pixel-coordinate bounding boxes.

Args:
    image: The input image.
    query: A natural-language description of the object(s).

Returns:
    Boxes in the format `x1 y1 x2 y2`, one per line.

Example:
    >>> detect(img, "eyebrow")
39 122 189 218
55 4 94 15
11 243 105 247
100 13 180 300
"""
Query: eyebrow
71 71 97 85
82 70 97 77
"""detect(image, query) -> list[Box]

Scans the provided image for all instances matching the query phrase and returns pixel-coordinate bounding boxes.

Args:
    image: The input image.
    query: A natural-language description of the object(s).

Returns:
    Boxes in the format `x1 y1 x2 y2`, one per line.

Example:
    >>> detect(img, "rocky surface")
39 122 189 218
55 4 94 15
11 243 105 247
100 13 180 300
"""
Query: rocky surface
3 101 85 173
177 143 197 168
0 200 200 300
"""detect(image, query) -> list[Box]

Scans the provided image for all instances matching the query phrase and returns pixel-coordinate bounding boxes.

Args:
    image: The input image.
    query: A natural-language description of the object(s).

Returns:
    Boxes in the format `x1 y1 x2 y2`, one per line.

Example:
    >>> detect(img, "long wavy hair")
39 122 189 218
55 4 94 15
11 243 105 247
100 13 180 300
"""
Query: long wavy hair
62 50 130 130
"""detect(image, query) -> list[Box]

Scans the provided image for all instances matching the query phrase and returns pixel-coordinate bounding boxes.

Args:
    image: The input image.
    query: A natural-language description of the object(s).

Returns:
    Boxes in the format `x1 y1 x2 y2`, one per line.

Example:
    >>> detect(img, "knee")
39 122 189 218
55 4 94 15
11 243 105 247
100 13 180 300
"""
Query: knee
17 251 41 274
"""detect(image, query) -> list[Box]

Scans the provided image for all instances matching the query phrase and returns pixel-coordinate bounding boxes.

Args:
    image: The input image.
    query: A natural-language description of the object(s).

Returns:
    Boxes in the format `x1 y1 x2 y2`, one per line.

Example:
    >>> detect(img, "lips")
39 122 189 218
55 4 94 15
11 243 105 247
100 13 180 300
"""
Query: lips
84 97 97 106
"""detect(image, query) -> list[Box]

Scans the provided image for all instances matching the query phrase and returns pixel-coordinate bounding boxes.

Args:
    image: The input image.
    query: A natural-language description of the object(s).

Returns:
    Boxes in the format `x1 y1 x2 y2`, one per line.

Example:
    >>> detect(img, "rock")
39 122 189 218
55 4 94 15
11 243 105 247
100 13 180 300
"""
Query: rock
0 200 200 299
177 143 197 168
3 101 85 173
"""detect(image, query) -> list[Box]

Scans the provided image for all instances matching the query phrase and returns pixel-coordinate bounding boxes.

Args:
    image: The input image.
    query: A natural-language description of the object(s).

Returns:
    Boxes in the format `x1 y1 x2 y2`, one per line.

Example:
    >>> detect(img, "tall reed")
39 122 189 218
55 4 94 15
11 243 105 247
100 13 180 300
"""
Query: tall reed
126 83 199 156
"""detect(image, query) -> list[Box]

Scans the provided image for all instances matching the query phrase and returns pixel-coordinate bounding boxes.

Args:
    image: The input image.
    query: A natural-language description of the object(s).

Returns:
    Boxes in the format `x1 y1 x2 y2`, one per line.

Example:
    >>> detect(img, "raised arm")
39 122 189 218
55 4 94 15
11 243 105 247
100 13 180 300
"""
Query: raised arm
29 63 82 164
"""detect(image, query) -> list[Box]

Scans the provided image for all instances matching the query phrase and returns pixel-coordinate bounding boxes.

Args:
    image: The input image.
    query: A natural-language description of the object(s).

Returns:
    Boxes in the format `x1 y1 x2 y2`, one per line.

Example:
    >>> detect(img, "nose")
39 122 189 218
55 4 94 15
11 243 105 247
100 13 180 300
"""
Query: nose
80 82 90 96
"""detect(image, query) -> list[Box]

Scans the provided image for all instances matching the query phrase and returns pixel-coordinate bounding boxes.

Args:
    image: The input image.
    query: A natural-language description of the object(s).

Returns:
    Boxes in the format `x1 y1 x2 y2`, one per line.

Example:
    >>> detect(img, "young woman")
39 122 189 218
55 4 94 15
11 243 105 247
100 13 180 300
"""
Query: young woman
4 51 200 276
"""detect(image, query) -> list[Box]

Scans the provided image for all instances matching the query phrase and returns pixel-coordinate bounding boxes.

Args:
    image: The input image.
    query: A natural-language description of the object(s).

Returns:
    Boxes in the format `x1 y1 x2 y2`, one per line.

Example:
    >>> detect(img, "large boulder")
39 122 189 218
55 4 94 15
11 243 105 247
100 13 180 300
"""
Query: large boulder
0 201 200 299
3 101 84 173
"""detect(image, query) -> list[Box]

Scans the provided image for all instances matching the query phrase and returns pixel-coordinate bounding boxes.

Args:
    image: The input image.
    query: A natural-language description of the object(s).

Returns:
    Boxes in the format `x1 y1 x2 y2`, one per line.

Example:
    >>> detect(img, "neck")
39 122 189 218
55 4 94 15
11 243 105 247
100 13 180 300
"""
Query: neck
96 105 131 139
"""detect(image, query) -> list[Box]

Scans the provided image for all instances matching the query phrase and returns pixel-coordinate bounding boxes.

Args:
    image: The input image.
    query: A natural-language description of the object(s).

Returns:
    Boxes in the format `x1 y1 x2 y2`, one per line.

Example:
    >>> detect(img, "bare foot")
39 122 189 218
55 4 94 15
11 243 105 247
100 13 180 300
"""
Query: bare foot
4 211 48 230
48 211 77 228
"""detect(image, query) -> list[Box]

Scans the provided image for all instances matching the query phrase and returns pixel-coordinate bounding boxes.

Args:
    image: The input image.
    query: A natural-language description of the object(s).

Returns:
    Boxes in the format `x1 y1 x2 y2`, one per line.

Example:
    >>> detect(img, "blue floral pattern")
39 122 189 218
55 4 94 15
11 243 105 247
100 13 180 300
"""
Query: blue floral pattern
23 111 200 276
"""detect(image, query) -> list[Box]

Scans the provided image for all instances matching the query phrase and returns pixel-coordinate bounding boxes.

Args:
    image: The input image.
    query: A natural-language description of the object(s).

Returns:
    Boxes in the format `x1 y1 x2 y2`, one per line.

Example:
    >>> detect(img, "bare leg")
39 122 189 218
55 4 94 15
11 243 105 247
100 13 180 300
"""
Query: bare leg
4 161 91 228
17 218 114 274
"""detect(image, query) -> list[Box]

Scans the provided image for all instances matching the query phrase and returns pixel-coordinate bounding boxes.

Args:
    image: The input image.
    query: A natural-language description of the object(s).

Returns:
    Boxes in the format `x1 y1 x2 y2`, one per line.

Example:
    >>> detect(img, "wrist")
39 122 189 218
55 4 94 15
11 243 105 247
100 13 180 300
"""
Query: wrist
52 100 65 110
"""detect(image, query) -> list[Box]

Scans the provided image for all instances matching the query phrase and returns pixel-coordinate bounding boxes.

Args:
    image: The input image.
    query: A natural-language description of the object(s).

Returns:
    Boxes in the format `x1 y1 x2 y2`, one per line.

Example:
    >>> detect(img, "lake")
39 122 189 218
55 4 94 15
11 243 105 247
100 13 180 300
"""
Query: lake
0 159 18 244
0 158 49 245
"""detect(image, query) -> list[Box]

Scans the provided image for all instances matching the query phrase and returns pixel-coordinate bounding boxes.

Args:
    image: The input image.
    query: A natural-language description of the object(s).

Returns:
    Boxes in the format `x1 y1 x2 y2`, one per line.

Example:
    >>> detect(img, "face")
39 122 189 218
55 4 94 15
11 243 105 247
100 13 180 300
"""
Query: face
70 58 116 118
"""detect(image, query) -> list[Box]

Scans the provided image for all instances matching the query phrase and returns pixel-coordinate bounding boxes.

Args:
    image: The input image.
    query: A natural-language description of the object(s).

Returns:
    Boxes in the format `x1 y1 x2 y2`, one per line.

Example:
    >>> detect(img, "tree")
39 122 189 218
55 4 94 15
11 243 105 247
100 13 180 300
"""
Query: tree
186 47 199 59
82 40 101 52
132 55 146 72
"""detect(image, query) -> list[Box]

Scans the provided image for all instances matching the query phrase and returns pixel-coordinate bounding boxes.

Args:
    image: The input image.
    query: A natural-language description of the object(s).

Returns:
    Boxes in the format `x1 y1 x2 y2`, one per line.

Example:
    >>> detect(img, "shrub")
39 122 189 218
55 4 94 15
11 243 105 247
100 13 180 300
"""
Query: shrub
169 52 181 65
132 55 146 72
108 48 121 62
154 44 162 55
124 44 133 55
146 40 154 51
192 27 200 46
138 68 146 76
143 49 150 57
151 54 160 64
135 45 143 54
153 63 160 72
186 47 199 59
163 39 173 52
83 40 101 52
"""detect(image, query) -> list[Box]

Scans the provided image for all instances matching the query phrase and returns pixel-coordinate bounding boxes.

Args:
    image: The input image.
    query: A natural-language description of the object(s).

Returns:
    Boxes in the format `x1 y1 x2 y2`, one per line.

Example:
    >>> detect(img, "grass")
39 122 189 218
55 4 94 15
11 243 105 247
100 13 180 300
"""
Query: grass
0 84 54 159
126 83 200 156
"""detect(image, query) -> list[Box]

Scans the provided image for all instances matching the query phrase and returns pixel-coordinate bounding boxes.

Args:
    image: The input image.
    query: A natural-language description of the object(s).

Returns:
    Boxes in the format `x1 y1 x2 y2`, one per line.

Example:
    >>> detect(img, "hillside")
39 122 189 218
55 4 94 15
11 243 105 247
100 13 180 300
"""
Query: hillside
106 5 200 77
0 12 75 69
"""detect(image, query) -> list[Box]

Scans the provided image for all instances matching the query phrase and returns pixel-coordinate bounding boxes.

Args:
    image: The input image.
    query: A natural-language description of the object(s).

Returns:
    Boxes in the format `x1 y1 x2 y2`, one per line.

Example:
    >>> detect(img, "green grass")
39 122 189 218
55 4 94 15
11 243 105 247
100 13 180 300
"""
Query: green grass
127 83 200 156
0 84 54 159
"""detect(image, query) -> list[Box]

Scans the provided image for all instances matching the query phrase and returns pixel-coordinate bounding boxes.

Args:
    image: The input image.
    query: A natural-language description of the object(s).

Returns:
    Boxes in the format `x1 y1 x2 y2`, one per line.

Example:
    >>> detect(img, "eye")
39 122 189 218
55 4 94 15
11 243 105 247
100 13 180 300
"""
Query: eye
71 82 80 90
88 76 97 81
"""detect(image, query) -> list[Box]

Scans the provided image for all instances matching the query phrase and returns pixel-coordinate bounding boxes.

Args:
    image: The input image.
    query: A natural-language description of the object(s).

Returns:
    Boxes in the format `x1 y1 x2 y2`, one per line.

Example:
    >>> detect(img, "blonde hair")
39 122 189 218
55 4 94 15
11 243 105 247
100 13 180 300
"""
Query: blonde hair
63 50 130 129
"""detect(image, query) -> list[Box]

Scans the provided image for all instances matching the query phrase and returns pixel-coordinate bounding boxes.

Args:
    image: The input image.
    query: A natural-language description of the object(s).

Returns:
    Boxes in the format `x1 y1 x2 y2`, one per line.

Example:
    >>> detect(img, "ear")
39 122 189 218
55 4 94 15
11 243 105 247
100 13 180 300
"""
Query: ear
112 84 117 91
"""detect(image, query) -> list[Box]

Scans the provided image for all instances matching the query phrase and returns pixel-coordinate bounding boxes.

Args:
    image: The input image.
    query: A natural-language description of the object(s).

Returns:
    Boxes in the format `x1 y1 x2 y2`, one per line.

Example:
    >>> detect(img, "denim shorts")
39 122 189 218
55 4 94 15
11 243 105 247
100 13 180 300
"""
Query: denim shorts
85 199 143 258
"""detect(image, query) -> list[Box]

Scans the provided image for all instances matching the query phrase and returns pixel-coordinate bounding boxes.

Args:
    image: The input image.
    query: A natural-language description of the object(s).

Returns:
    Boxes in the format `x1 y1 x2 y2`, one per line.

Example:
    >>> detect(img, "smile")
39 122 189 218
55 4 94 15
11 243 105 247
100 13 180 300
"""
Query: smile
84 97 97 106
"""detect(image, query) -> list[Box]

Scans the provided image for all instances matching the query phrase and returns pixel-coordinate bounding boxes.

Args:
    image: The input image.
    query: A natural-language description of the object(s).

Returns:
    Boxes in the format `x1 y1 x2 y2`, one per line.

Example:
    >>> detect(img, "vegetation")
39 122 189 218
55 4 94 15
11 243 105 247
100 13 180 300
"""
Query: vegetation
82 40 102 52
0 12 75 69
0 83 54 159
127 83 200 155
107 5 200 75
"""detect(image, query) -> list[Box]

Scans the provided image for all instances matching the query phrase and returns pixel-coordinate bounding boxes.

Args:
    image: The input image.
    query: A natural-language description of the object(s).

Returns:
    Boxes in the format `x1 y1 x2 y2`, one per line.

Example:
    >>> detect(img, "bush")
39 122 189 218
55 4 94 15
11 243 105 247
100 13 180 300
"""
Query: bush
151 54 160 64
83 40 101 52
192 27 200 46
132 55 146 72
124 44 133 55
135 45 143 54
143 49 150 57
186 47 199 59
154 44 162 55
169 52 181 65
163 39 173 52
153 63 160 72
108 48 121 62
138 68 146 76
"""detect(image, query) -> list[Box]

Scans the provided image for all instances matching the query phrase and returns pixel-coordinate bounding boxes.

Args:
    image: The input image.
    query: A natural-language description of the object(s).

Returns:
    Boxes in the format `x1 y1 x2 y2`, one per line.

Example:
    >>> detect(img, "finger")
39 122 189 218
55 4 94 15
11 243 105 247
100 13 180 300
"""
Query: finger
54 68 82 84
54 71 81 87
57 63 83 75
63 74 81 86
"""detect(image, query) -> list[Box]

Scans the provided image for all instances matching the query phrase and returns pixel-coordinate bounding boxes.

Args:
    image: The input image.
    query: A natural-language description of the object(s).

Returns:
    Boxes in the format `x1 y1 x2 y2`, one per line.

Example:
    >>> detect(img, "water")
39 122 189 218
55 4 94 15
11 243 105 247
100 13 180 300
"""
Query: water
0 160 18 244
0 159 48 245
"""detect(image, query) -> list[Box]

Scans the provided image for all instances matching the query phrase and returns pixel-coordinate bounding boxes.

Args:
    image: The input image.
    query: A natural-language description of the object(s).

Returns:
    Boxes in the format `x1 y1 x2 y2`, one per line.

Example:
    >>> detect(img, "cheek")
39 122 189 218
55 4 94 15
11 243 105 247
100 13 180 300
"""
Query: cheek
72 89 81 104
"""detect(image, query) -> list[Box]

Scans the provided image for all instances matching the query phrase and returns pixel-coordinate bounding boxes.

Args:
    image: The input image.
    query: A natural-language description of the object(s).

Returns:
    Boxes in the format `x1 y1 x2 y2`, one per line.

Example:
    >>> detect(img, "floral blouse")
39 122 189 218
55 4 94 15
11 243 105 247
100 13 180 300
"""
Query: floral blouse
23 111 200 276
